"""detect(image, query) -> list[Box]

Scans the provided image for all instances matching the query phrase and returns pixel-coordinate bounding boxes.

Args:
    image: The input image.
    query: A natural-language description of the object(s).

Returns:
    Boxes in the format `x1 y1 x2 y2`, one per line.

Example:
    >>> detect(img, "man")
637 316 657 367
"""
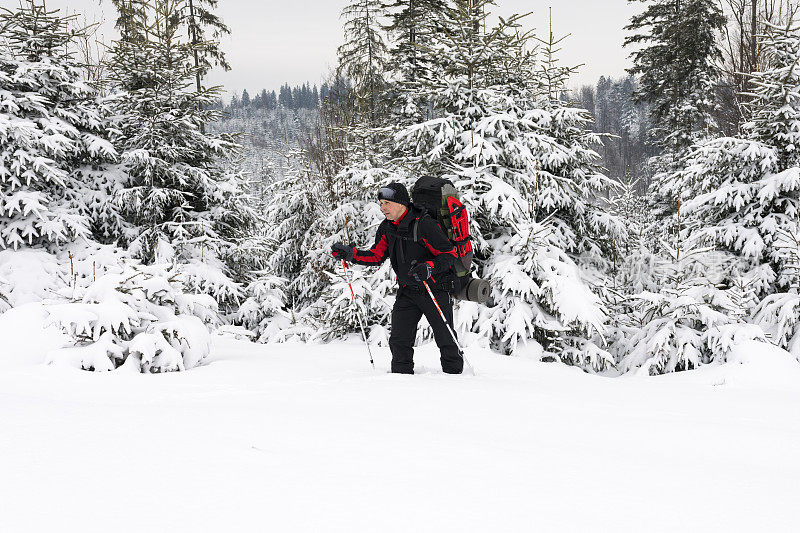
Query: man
331 182 463 374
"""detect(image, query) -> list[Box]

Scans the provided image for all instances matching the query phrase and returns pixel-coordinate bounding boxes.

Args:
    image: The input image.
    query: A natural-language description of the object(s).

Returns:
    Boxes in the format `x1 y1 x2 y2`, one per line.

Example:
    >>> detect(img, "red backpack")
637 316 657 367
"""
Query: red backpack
411 176 489 303
411 175 474 280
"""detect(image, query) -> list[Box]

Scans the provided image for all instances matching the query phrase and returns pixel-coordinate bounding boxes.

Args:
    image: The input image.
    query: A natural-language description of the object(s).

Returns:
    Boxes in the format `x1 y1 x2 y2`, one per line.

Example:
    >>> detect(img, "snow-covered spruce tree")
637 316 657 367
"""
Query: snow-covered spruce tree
382 0 449 126
0 1 119 250
610 236 765 374
678 137 778 301
725 20 800 360
611 19 800 372
738 18 800 297
337 0 390 128
105 0 256 311
609 140 772 373
674 20 800 359
395 5 624 370
624 0 726 223
45 262 218 372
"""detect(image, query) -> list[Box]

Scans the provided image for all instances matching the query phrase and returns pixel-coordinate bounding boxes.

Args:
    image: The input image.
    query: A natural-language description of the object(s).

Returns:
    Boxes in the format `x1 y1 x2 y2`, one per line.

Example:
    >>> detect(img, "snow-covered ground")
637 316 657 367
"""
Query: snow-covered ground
2 329 799 532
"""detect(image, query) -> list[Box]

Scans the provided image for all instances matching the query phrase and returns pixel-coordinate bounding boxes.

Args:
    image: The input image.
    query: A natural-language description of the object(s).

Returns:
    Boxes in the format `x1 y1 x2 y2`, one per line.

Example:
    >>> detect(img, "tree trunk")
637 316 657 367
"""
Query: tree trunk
751 0 758 73
188 0 204 133
410 0 416 80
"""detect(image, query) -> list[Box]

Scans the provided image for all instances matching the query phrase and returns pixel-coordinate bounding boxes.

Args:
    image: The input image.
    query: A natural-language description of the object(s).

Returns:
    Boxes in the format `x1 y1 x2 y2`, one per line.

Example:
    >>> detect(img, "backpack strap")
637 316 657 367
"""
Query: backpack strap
394 214 426 244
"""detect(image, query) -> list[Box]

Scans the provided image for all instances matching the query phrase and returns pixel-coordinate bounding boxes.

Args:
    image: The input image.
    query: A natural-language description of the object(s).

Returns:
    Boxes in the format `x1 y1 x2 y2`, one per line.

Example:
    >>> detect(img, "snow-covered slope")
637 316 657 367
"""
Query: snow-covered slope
1 336 799 532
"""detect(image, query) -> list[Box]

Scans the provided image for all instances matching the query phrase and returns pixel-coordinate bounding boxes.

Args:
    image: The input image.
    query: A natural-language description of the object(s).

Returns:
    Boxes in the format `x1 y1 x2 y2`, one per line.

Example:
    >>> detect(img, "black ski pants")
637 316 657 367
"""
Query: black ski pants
389 286 463 374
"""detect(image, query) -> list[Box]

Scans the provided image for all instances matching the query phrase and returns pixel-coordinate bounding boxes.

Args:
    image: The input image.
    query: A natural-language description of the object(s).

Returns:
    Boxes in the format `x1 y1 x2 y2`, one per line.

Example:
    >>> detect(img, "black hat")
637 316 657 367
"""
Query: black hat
377 182 410 206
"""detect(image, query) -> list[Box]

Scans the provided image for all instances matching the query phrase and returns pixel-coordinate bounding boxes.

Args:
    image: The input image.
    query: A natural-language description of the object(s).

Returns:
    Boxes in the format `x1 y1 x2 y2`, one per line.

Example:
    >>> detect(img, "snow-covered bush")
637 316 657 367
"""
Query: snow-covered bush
619 283 730 374
613 243 767 374
753 292 800 361
752 223 800 361
0 273 10 313
237 274 291 343
45 263 217 372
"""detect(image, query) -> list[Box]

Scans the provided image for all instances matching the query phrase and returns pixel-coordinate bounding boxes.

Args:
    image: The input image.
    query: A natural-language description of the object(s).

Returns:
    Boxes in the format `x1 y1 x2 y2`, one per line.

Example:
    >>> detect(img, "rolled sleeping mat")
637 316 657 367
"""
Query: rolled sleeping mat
455 277 491 303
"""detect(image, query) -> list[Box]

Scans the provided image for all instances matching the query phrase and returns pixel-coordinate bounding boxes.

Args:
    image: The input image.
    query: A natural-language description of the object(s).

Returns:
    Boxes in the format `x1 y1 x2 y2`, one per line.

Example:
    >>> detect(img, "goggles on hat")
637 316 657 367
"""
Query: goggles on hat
378 187 397 201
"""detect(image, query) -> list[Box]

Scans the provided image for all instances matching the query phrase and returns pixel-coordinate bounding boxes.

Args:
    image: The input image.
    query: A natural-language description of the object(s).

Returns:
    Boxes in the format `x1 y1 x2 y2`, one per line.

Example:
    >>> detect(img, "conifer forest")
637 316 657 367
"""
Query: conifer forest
3 1 800 531
5 0 800 374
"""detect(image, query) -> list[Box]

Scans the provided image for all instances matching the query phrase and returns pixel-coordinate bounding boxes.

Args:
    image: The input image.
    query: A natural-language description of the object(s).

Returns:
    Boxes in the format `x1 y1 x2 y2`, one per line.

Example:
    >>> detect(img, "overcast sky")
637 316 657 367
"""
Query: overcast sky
49 0 639 98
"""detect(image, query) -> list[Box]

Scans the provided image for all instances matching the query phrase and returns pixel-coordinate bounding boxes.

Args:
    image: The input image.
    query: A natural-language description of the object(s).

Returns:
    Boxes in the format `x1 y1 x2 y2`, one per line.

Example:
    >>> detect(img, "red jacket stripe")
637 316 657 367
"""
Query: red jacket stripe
354 234 388 263
421 237 457 258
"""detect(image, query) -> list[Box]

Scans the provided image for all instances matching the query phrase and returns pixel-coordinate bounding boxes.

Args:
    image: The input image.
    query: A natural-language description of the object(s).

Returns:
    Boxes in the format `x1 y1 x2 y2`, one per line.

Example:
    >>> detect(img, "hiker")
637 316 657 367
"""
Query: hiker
331 182 463 374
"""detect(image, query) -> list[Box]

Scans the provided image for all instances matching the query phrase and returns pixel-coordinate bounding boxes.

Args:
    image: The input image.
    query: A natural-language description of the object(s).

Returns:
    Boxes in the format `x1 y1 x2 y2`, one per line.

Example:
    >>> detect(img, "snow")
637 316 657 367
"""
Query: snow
1 330 799 532
0 248 62 306
0 302 70 368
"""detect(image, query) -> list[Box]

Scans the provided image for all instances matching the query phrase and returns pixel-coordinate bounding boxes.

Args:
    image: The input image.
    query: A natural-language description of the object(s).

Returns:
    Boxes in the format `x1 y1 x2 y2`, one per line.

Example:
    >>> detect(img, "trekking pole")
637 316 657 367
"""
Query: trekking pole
421 280 475 375
342 260 375 370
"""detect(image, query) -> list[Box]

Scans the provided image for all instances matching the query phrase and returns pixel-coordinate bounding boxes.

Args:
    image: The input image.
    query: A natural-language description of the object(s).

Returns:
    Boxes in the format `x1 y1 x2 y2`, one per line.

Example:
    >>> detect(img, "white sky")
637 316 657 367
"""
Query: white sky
46 0 639 98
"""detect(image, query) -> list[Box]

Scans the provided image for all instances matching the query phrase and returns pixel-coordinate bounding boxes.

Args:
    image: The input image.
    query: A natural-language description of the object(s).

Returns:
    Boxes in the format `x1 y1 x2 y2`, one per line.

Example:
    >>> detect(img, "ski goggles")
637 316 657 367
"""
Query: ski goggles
377 187 397 201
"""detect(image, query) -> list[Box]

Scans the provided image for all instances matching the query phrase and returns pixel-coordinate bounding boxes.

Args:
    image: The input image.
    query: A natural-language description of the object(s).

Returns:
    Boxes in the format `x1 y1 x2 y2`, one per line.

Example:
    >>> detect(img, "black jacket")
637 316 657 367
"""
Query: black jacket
352 205 457 290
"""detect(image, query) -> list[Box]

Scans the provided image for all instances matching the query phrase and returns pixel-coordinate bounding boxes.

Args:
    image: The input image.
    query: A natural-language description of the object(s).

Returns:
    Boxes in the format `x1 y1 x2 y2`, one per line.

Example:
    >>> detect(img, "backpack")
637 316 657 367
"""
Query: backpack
410 175 474 279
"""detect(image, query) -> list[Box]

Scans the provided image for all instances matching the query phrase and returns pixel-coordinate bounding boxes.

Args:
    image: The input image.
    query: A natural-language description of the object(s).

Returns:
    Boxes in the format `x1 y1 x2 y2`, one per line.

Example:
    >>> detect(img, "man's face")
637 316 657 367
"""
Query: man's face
380 199 407 221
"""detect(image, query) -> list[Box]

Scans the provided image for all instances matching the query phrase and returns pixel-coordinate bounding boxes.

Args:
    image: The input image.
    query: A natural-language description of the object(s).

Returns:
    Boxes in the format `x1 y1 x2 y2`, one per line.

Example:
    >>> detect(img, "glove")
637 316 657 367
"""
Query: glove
331 242 355 262
408 261 433 283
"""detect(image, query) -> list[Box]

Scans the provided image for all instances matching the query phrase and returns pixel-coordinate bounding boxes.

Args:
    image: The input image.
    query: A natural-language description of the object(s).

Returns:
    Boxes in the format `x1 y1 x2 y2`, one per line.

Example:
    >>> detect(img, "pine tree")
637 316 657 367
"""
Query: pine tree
382 0 448 125
395 5 623 369
278 83 293 108
337 0 389 127
682 20 800 292
625 0 726 218
625 0 725 155
0 0 118 250
106 0 256 308
181 0 231 82
678 20 800 360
